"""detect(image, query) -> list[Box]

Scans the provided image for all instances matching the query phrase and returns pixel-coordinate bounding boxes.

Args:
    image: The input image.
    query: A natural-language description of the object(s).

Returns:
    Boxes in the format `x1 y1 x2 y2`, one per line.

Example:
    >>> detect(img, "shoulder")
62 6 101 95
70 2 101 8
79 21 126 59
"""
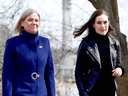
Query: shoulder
38 36 49 42
6 36 20 44
5 36 21 51
114 38 120 45
7 36 19 41
80 36 95 48
108 35 120 46
78 38 89 51
38 36 51 47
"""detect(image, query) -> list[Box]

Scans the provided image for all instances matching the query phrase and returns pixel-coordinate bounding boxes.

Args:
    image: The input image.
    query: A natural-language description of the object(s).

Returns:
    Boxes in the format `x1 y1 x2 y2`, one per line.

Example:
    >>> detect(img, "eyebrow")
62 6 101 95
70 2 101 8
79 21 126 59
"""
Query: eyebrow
26 17 39 20
96 20 108 22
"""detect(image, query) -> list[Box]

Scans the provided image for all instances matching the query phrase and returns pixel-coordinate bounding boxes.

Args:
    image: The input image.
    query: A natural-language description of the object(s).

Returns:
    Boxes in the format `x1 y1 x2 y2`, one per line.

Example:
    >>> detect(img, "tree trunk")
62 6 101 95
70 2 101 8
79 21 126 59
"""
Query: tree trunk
62 0 72 50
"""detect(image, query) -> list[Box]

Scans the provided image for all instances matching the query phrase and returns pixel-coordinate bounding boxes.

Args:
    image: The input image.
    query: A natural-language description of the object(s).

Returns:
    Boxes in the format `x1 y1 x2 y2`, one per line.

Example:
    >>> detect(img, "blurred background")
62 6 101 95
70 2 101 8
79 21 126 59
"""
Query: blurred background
0 0 128 96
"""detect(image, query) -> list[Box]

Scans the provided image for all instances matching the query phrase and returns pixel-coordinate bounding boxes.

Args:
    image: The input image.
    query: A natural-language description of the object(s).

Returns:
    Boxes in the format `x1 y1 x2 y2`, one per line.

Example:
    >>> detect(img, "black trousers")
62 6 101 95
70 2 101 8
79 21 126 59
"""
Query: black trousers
87 84 116 96
88 91 116 96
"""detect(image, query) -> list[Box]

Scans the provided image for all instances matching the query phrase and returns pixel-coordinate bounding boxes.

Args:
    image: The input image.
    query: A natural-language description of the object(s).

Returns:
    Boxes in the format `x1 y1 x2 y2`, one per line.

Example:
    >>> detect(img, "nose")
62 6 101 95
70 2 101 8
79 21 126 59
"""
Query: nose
32 20 36 25
101 23 105 28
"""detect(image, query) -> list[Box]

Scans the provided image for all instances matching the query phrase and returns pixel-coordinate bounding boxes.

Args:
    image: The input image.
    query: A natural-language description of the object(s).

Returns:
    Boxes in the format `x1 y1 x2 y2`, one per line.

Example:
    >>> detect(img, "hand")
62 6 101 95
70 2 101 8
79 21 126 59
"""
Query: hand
112 68 122 77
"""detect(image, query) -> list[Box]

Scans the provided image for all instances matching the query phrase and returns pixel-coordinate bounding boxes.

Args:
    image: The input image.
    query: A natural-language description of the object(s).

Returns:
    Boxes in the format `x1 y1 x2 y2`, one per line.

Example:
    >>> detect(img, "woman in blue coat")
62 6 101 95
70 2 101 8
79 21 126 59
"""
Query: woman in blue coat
2 8 55 96
74 9 125 96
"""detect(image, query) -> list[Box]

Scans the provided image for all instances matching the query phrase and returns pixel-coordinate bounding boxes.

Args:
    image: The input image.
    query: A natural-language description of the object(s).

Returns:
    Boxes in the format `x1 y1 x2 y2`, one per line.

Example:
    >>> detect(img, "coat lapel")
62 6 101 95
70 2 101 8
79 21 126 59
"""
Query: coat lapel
86 37 101 68
86 35 117 69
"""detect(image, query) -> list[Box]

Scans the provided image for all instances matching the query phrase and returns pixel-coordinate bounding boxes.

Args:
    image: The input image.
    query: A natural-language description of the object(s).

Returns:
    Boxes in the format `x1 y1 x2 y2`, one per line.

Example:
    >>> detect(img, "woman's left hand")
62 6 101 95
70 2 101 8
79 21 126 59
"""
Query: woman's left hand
112 68 122 77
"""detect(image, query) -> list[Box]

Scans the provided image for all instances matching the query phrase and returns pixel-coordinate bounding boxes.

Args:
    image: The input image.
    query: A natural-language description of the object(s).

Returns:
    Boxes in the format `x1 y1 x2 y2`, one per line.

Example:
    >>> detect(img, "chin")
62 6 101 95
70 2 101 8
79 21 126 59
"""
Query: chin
28 31 36 34
31 30 37 34
102 34 107 36
101 32 107 36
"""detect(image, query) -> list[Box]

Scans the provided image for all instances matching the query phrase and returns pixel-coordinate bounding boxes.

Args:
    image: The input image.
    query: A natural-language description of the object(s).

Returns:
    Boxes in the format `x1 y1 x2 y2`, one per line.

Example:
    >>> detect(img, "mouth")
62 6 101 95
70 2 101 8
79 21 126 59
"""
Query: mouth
100 29 107 32
31 26 37 29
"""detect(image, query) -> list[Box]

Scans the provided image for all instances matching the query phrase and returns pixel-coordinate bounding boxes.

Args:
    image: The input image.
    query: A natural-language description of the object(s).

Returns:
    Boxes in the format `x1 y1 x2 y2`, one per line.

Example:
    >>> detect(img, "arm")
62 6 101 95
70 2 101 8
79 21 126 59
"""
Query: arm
112 40 125 77
45 39 55 96
75 41 89 96
2 39 15 96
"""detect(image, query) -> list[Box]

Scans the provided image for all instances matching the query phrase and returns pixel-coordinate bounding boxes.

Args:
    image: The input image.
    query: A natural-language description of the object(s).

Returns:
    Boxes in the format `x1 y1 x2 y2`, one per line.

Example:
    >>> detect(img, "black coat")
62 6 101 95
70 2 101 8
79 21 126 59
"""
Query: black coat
75 35 125 96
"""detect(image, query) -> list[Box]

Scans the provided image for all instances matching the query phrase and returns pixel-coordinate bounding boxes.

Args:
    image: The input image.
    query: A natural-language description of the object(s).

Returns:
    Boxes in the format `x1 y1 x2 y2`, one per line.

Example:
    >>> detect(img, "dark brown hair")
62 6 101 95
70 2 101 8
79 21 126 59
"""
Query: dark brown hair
73 9 115 38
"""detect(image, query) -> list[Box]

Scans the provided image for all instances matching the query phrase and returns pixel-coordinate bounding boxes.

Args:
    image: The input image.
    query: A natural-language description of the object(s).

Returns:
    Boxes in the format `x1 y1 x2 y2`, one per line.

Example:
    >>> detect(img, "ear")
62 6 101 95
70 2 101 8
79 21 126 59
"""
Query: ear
21 20 24 27
92 23 95 28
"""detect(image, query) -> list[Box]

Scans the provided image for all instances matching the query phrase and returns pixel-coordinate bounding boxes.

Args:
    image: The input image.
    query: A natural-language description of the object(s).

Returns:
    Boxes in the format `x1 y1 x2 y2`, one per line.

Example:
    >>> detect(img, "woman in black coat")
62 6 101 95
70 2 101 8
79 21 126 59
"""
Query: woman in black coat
74 9 125 96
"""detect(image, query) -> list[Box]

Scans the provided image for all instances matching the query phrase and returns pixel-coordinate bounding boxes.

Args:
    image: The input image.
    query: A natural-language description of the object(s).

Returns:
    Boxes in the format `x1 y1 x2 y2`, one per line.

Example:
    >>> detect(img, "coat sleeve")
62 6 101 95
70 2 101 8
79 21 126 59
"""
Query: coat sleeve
115 40 125 76
45 39 55 96
75 40 89 96
2 39 15 96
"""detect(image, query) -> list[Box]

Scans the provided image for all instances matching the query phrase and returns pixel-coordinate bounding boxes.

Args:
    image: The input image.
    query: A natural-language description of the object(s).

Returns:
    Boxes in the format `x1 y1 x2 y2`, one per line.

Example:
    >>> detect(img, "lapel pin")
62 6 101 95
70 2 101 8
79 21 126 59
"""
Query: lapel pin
39 46 42 48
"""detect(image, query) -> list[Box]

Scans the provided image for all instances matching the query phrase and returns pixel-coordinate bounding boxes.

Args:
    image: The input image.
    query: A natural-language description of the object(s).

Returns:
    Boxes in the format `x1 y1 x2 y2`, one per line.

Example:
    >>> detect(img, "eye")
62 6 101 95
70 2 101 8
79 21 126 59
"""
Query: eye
35 19 39 22
104 21 108 24
28 19 32 21
97 21 102 24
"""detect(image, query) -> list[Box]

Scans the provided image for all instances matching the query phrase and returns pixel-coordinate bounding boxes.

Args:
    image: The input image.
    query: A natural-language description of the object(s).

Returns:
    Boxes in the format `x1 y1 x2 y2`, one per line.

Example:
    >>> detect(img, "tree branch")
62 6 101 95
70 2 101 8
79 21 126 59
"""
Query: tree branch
88 0 97 9
0 0 18 14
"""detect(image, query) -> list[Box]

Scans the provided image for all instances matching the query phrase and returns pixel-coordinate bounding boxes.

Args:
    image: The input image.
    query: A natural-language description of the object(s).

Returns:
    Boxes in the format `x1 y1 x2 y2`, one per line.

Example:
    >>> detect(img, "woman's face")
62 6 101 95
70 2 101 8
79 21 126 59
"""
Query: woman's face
93 14 109 36
21 12 40 34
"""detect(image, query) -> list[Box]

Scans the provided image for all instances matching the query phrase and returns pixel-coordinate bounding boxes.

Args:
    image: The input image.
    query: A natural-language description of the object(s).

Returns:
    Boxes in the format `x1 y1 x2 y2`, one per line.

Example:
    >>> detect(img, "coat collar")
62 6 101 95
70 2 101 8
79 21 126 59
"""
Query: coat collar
21 30 38 39
85 35 116 69
86 35 115 47
108 36 115 45
20 30 39 45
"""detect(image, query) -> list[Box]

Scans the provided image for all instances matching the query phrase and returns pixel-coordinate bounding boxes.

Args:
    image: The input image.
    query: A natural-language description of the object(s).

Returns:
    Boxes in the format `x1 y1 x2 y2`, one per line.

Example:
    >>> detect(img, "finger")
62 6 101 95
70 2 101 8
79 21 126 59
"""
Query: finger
112 73 118 77
112 69 119 74
112 71 121 77
112 71 118 76
112 69 116 72
112 72 116 76
116 70 122 76
116 74 121 77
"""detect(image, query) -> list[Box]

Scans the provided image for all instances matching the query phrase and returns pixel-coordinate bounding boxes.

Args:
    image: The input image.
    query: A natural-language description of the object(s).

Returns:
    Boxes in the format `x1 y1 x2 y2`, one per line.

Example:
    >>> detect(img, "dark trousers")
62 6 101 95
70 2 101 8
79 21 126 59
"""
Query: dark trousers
88 91 116 96
88 87 116 96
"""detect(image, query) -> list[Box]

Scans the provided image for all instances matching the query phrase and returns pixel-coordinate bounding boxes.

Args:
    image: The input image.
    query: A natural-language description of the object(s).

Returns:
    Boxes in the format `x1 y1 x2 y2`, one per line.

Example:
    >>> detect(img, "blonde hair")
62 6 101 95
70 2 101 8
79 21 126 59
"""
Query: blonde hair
14 8 40 35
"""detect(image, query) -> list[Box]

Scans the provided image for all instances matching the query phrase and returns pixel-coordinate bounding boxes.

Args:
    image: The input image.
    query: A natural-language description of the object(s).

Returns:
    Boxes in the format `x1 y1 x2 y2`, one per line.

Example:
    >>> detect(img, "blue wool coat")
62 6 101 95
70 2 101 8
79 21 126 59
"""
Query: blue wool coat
2 30 55 96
